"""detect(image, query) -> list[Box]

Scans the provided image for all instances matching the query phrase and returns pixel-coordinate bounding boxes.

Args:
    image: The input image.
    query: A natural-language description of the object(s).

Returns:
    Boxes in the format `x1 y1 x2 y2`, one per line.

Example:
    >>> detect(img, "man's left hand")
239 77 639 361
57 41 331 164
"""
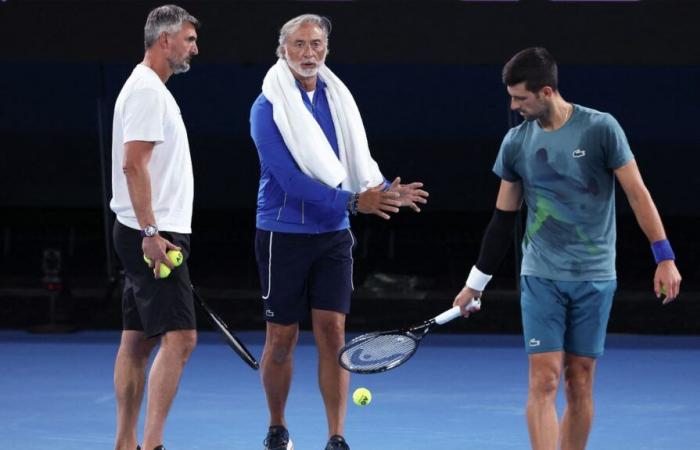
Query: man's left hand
655 260 681 304
388 177 429 212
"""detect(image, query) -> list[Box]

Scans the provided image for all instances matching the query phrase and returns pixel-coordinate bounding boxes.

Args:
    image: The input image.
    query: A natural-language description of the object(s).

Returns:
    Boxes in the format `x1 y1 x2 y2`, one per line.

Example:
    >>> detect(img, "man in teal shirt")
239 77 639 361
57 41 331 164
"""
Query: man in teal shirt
453 47 681 450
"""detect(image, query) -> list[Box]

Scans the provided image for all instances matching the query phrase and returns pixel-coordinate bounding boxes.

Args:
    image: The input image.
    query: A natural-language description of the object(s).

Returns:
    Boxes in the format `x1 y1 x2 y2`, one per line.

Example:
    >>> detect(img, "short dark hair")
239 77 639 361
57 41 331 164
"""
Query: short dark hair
502 47 558 93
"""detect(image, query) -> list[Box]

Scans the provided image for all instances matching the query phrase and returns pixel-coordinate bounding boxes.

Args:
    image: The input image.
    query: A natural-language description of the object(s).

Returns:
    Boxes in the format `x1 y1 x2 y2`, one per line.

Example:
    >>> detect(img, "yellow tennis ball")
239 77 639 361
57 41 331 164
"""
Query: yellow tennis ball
156 264 171 279
143 250 182 279
352 387 372 406
167 250 183 267
660 285 667 295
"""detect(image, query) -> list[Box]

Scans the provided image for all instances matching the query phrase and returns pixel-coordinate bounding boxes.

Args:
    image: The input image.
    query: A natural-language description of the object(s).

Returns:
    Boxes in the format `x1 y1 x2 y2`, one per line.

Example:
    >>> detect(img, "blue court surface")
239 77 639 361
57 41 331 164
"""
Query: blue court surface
1 330 698 450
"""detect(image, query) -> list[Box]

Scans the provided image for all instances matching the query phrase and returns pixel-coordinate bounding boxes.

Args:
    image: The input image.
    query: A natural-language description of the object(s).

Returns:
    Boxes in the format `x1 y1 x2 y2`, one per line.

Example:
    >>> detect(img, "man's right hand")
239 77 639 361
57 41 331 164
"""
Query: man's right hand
357 181 402 219
453 286 482 317
142 235 181 278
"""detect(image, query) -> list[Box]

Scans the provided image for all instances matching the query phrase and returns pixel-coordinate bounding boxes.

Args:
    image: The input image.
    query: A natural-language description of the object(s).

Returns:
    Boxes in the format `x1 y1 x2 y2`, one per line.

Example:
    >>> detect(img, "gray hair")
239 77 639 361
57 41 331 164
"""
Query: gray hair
144 4 200 50
276 14 331 59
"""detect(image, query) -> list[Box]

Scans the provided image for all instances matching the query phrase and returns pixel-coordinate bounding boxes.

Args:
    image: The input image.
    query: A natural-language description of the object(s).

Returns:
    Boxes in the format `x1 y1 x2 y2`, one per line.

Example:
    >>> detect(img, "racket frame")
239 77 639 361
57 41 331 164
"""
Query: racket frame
192 286 260 370
338 300 480 374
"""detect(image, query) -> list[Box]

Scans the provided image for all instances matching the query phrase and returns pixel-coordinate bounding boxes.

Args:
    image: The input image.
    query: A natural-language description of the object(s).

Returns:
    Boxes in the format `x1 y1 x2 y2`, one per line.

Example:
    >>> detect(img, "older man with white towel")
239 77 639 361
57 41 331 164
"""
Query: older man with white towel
250 14 429 450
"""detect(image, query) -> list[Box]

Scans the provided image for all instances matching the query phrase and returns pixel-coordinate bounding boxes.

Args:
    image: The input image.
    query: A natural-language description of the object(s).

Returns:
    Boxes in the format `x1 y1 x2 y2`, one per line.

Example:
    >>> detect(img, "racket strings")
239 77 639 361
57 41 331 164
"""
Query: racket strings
340 334 417 372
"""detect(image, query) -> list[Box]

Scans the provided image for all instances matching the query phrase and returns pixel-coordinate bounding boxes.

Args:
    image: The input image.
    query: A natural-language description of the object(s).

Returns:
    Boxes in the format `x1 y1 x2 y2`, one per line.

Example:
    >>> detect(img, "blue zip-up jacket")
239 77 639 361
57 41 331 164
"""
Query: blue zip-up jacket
250 78 353 234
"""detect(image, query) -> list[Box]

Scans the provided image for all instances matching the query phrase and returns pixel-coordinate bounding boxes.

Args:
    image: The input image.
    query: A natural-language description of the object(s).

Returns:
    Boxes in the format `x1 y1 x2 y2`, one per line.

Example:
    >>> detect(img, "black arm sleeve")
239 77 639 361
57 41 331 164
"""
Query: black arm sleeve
475 208 518 275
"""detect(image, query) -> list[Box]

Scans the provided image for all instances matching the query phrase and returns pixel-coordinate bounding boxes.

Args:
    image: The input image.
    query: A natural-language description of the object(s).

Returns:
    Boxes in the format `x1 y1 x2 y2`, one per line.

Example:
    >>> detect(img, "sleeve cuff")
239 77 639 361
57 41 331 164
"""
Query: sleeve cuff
332 190 353 214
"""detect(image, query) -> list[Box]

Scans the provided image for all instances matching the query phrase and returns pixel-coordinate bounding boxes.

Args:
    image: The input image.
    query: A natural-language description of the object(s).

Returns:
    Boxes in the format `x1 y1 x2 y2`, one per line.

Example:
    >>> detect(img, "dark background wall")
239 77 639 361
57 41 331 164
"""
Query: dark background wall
0 1 698 332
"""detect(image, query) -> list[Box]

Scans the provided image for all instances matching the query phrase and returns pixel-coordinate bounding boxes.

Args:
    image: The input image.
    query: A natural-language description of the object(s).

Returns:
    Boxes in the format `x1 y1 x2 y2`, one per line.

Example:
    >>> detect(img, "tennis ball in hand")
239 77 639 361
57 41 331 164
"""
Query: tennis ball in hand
143 250 183 278
660 285 667 296
167 249 184 267
353 387 372 406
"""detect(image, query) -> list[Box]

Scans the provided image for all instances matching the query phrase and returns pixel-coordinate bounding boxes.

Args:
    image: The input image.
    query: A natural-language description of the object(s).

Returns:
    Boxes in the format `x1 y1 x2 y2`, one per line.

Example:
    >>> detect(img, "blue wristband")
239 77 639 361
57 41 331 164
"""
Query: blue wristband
651 239 675 264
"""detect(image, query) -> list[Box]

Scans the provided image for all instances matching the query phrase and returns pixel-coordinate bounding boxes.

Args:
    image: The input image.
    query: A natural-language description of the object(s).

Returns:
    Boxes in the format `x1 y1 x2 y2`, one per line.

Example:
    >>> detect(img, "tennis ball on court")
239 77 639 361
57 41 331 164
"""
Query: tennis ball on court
143 250 183 278
353 387 372 406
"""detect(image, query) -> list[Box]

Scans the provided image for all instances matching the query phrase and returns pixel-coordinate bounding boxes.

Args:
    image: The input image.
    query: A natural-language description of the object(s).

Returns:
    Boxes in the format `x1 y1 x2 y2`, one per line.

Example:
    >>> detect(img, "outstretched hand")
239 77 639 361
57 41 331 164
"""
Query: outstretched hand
388 177 429 212
357 181 402 220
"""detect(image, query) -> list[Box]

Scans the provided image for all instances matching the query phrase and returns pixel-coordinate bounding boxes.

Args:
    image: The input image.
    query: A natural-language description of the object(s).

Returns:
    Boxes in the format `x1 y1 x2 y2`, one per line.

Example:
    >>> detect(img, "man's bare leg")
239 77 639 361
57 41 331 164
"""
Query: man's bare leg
114 330 158 450
261 322 299 428
312 308 348 438
141 329 197 450
560 354 597 450
527 352 563 450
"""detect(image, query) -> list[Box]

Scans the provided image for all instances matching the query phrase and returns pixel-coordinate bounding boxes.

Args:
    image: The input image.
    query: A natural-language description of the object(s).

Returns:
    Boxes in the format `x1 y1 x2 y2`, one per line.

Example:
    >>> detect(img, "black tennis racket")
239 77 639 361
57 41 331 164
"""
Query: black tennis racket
338 299 481 374
191 286 259 370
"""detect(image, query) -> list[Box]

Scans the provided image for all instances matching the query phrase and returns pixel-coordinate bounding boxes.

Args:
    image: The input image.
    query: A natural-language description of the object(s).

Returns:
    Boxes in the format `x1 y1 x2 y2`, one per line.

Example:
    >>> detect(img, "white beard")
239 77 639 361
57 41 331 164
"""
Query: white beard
287 58 325 78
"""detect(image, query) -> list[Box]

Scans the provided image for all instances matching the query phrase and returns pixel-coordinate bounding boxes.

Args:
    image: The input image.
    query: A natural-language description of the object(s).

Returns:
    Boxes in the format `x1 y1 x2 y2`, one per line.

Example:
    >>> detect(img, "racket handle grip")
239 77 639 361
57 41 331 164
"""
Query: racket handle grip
434 299 481 325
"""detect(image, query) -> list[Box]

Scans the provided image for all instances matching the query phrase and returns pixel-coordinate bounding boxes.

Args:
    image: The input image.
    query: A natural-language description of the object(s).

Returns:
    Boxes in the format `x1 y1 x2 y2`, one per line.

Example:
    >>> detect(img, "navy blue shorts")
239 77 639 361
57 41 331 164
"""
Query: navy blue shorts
255 229 356 324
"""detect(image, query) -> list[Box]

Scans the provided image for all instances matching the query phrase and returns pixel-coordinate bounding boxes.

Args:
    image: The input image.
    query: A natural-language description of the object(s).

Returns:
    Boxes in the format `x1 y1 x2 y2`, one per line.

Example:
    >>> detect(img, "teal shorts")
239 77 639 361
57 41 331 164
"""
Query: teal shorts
520 276 616 358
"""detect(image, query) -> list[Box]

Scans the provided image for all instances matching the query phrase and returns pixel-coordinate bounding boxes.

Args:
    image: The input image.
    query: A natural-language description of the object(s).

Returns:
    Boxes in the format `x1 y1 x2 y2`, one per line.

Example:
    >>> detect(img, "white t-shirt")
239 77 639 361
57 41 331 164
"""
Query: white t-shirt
110 64 194 233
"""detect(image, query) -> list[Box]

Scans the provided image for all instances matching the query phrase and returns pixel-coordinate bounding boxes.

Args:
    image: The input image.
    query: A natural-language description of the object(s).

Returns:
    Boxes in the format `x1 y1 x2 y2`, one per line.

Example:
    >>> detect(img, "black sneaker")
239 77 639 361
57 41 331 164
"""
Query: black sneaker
325 435 350 450
263 426 294 450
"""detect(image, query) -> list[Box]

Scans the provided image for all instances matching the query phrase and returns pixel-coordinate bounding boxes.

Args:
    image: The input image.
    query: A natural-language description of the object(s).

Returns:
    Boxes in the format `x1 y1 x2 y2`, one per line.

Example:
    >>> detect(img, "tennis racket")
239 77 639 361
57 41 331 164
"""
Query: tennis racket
338 299 481 374
192 286 260 370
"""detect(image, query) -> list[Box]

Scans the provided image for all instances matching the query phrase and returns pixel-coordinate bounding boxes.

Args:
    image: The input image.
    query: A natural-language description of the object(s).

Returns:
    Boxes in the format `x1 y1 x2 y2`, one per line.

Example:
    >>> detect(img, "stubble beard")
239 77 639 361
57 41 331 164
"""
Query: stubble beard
169 56 191 75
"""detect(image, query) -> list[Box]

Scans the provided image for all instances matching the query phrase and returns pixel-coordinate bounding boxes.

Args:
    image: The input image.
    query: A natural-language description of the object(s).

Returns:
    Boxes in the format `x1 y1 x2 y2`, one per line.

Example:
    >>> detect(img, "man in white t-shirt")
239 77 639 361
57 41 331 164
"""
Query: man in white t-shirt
109 5 199 450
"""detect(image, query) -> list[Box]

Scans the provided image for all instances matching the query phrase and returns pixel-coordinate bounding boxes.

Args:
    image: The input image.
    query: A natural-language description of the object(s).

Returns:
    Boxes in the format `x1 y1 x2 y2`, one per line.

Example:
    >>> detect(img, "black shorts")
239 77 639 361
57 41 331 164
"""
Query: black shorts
255 229 356 325
113 220 195 338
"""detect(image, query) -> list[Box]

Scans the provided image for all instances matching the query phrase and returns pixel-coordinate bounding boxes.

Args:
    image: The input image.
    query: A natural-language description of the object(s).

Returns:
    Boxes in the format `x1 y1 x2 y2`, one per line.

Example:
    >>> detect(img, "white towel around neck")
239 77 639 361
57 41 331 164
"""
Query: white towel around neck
261 58 384 193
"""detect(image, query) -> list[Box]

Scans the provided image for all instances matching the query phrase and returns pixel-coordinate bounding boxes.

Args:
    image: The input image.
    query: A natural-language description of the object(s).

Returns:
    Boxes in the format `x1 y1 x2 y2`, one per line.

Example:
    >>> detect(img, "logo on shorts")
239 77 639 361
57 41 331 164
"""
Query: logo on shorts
265 309 275 318
529 338 541 347
572 149 586 158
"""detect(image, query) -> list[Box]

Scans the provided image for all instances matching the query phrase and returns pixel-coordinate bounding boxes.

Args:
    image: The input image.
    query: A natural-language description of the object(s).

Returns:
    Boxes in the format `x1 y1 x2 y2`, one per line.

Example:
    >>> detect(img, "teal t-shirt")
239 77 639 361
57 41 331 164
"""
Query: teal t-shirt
493 104 634 281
